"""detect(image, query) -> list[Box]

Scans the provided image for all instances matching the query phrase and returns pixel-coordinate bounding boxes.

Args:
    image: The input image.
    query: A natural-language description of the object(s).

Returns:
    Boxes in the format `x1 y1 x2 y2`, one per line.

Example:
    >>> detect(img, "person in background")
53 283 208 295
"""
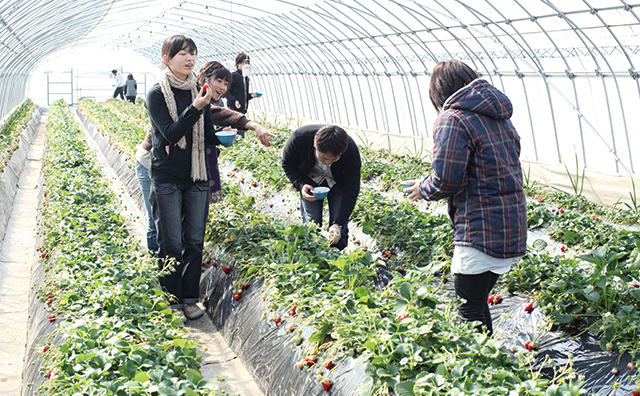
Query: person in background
124 74 137 104
112 69 125 99
145 35 274 323
282 125 361 250
224 53 260 137
135 130 158 253
403 59 527 336
197 60 274 203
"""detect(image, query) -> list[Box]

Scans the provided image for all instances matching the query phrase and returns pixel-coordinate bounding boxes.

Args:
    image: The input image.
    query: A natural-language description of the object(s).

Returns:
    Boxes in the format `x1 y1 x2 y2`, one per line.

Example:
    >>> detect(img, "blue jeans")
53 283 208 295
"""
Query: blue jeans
150 180 209 309
300 185 349 250
135 161 158 253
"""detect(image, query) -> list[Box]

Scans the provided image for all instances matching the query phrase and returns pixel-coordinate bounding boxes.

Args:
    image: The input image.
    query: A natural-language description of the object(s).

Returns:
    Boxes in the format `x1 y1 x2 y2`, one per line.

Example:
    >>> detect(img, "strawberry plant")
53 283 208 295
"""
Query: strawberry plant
35 101 225 396
77 99 147 161
0 98 38 173
104 98 150 129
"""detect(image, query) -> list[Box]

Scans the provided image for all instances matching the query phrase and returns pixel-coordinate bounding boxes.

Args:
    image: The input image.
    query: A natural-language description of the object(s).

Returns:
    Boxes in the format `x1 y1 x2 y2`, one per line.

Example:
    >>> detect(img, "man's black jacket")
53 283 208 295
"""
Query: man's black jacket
281 124 361 227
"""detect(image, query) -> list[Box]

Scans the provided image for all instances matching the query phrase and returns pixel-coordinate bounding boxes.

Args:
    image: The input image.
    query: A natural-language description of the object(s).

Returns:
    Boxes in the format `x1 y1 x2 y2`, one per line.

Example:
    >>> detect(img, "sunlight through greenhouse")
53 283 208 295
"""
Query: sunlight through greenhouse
1 1 639 395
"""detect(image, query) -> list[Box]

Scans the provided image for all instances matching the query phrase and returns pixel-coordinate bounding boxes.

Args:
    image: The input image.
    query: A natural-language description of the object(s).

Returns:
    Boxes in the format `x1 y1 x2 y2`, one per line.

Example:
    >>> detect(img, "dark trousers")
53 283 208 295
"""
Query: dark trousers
113 86 125 99
299 185 349 250
126 96 136 104
454 271 500 335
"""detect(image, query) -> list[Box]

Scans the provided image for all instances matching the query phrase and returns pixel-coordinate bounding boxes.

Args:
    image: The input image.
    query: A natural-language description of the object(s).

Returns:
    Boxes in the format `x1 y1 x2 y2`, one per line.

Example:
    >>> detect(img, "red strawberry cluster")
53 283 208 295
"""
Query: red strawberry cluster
524 341 536 351
487 295 501 305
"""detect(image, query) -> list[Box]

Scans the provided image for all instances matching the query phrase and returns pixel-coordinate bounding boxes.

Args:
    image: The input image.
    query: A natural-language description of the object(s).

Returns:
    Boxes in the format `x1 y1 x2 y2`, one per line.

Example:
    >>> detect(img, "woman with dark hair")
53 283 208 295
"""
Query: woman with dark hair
225 52 260 115
145 35 273 323
197 60 274 202
124 74 137 103
403 59 527 336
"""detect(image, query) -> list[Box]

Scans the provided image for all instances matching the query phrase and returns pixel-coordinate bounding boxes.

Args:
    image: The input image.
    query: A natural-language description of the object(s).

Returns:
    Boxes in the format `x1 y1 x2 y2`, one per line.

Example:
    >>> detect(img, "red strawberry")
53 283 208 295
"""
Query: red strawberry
632 282 639 288
233 294 240 301
252 182 257 187
633 388 640 396
559 209 564 214
493 295 501 304
325 361 334 370
233 167 237 172
397 268 404 274
45 368 53 379
47 299 52 306
487 296 494 304
560 246 566 253
384 250 393 258
48 315 56 323
306 356 317 366
628 362 633 370
524 341 530 350
222 266 230 274
398 314 406 321
43 346 49 353
212 261 217 267
274 317 281 325
287 325 294 333
282 199 285 202
269 204 273 208
611 367 618 375
322 380 332 391
202 83 209 93
363 246 368 252
242 283 249 290
524 303 533 312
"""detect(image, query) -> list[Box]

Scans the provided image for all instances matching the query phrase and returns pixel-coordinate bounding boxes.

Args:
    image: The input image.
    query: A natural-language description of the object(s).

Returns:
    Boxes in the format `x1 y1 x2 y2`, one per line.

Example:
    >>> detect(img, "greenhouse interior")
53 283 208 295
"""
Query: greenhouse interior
1 0 640 395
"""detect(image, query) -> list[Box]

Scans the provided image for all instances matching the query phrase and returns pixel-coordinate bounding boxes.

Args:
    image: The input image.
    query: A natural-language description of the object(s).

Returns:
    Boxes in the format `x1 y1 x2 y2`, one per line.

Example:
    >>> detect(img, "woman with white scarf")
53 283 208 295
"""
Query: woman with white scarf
146 35 274 323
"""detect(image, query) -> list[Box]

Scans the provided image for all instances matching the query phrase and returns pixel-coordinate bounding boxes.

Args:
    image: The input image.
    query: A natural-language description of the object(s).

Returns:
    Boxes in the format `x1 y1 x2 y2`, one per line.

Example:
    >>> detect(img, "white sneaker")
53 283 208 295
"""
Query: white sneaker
183 303 204 320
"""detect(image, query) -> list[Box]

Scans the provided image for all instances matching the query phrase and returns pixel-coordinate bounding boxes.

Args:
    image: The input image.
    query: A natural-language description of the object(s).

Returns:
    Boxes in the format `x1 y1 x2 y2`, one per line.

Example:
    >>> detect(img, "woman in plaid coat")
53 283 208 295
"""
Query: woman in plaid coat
404 60 527 335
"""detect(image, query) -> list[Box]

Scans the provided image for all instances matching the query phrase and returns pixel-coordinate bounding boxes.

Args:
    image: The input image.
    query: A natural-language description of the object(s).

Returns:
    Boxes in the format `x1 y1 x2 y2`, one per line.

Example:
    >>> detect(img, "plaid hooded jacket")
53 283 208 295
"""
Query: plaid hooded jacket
419 79 527 258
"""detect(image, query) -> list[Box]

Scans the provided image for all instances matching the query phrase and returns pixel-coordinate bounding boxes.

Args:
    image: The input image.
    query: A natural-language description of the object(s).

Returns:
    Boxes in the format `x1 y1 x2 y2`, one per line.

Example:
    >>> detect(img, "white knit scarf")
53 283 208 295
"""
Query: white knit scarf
158 68 207 181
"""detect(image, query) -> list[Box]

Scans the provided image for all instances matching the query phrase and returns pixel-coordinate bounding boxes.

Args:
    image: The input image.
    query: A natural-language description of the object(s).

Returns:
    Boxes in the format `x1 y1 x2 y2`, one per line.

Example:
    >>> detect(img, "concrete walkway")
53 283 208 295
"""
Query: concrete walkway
0 113 46 395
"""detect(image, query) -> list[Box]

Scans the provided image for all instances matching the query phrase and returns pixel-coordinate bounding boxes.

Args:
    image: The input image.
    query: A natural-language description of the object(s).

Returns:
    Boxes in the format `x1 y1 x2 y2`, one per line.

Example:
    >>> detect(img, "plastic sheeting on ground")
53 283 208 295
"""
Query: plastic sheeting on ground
0 107 43 244
21 149 60 396
200 254 369 396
